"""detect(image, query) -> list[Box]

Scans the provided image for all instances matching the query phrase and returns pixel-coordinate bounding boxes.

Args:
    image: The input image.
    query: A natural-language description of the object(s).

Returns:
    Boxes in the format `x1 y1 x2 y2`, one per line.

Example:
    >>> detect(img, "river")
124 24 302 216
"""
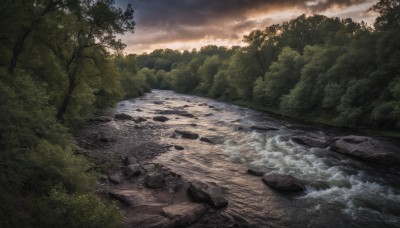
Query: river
115 90 400 228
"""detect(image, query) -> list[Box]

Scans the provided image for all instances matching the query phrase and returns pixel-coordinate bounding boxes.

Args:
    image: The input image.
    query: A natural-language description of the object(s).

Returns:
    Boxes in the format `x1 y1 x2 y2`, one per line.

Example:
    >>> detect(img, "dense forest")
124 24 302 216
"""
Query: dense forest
133 0 400 129
0 0 149 227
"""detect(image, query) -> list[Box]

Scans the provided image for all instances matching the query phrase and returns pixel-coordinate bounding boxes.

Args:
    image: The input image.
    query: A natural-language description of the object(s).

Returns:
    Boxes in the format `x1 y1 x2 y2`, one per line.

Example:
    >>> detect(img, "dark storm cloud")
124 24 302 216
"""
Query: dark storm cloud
115 0 378 53
117 0 369 27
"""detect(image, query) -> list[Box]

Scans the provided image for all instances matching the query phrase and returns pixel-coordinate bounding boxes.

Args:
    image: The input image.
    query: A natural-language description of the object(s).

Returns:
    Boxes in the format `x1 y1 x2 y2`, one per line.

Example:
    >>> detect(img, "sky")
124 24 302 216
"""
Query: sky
115 0 379 54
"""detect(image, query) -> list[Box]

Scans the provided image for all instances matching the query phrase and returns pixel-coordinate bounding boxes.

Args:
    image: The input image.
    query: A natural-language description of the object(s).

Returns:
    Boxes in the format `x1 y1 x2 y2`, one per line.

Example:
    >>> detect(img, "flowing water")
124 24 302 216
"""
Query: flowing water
116 90 400 228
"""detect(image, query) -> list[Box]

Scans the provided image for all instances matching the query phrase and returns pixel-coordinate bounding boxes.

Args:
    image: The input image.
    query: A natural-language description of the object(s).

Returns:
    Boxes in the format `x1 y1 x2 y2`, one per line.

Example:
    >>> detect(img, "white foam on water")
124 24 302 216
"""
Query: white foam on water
223 131 400 225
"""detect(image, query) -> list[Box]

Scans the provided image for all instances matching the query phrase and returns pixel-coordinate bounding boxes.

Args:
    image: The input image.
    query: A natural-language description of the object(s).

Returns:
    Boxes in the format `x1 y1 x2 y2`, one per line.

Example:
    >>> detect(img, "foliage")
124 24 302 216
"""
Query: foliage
0 0 139 227
131 0 400 129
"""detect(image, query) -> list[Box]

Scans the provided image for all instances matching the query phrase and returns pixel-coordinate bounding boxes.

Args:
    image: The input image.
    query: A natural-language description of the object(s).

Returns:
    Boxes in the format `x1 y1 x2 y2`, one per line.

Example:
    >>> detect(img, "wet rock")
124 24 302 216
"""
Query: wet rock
190 123 198 126
200 136 223 144
156 110 194 118
153 100 164 105
114 113 134 121
204 113 213 117
208 105 215 108
108 173 122 184
109 190 146 206
153 116 170 122
135 117 147 123
250 126 279 131
262 174 306 192
180 113 194 118
145 172 165 189
174 145 184 150
329 136 400 165
124 164 142 177
175 129 199 139
123 156 138 166
292 136 331 148
125 214 172 228
89 116 112 122
161 202 206 226
198 103 208 106
189 180 228 208
136 108 143 112
247 168 265 177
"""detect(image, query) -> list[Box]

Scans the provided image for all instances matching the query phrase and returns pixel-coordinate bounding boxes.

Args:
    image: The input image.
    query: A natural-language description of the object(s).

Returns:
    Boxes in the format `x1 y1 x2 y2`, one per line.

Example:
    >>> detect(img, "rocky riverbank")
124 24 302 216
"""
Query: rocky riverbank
75 111 246 227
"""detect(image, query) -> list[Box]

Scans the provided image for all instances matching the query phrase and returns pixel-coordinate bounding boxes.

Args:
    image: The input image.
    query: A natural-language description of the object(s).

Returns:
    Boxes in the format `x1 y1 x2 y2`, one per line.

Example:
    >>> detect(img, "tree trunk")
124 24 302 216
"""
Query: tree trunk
57 72 77 122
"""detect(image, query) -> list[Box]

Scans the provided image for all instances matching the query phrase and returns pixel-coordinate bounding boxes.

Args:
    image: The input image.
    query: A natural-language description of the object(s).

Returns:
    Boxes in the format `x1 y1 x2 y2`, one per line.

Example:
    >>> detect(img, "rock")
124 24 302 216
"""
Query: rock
124 214 172 228
95 130 113 142
161 202 206 226
189 180 228 208
180 113 194 118
99 175 108 181
89 116 112 122
114 113 134 120
135 117 147 123
142 163 157 173
108 173 122 184
198 103 208 106
329 136 400 165
250 126 279 131
153 116 170 122
153 100 164 105
200 136 223 144
247 168 265 176
175 129 199 139
124 164 142 177
136 108 143 112
174 145 184 150
262 174 306 192
123 156 138 166
204 113 213 117
208 105 215 108
292 136 330 148
156 110 194 118
145 172 165 189
109 190 146 206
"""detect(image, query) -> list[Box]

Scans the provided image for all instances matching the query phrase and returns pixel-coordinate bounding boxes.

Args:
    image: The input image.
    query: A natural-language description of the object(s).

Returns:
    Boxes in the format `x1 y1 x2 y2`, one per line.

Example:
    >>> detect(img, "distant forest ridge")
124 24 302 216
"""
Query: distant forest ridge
121 1 399 129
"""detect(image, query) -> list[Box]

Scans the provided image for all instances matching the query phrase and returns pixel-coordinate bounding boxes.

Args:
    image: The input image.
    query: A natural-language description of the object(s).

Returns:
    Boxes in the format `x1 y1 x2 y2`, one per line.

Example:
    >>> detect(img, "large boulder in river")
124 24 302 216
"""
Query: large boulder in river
189 181 228 208
329 135 400 165
262 174 306 192
292 136 331 148
161 202 206 226
175 129 199 139
114 113 134 121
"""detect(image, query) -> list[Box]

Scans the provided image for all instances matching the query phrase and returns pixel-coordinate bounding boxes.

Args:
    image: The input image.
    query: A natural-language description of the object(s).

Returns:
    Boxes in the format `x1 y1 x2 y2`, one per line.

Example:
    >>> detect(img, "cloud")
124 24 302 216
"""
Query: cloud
115 0 378 53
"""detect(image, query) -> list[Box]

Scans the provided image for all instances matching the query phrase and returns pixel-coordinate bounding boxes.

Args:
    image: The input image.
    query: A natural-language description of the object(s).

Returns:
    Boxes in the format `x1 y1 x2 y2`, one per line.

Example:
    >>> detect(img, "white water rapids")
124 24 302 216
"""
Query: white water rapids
116 90 400 228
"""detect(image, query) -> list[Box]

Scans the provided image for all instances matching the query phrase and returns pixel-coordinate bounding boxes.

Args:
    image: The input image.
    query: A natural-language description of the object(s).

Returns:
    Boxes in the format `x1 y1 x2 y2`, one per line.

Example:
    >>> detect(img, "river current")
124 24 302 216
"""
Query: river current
116 90 400 228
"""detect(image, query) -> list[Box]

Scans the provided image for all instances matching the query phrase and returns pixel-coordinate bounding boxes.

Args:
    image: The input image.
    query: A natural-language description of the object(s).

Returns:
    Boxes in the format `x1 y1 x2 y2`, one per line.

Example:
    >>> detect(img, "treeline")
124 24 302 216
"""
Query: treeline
134 0 400 129
0 0 148 227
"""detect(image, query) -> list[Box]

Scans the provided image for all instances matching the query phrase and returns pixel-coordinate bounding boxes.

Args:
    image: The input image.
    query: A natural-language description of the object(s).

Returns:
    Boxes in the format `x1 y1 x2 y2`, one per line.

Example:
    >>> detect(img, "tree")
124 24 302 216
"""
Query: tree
371 0 400 30
254 47 303 107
